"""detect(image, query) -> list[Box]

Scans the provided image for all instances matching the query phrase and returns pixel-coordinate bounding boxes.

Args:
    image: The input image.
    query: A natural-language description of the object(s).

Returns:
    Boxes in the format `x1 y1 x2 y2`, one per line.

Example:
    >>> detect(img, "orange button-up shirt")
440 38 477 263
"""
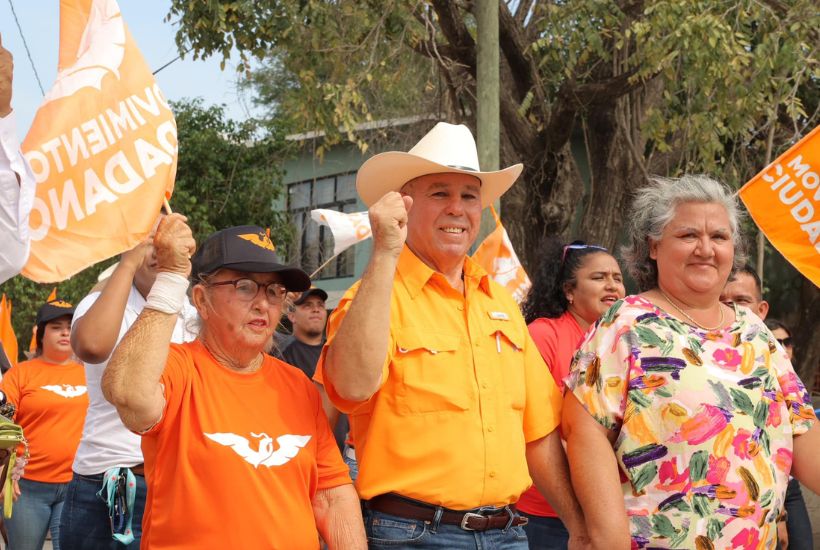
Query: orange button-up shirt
315 246 562 509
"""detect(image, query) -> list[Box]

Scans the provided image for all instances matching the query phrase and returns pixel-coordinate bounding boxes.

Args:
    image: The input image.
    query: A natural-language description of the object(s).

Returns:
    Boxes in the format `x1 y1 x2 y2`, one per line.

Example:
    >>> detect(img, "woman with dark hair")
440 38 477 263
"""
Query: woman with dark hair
518 238 625 548
0 299 88 550
764 318 813 550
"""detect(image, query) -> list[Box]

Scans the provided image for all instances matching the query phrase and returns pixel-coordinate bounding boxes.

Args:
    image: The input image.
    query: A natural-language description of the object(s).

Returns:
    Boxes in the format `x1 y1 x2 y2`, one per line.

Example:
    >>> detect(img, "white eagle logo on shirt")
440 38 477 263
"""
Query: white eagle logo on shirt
40 385 87 398
204 432 311 468
42 0 126 105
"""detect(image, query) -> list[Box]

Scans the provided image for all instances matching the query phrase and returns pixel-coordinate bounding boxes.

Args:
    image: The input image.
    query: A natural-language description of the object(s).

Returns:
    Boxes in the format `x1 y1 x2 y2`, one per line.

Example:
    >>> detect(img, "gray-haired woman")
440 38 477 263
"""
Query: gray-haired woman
562 175 819 549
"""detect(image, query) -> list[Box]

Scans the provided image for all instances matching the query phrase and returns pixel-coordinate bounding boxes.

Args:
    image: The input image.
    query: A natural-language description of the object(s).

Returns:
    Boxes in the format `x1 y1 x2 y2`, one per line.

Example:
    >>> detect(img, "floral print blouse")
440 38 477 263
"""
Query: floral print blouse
566 295 815 549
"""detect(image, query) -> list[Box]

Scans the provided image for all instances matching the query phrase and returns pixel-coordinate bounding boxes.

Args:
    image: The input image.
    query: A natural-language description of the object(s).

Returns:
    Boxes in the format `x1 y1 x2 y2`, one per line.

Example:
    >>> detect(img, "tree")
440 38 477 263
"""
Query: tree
0 98 291 358
168 0 819 378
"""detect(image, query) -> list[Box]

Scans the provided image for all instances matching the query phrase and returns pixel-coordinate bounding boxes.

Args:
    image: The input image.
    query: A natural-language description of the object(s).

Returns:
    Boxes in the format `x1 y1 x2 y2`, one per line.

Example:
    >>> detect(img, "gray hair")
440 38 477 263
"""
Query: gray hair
621 174 747 291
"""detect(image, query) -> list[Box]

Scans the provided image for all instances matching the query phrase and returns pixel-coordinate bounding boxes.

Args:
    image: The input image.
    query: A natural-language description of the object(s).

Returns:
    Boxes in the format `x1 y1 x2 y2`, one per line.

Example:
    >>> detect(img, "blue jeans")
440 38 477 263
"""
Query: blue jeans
519 513 568 549
343 444 359 482
59 472 147 550
5 478 67 550
363 506 529 549
784 478 813 550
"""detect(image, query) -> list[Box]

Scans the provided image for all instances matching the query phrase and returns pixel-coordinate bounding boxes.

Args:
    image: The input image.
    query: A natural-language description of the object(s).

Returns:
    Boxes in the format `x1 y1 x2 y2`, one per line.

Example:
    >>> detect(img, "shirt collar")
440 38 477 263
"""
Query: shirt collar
397 245 493 299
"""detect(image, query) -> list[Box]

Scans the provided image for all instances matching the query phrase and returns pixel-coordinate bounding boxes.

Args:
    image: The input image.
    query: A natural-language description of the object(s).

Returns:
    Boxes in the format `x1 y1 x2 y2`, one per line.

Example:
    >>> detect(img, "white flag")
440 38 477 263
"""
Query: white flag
310 209 372 257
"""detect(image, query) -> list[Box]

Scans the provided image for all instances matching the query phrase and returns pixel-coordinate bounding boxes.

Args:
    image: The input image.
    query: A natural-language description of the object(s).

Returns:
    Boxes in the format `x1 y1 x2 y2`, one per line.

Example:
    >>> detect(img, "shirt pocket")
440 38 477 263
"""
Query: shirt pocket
487 322 527 410
394 329 472 414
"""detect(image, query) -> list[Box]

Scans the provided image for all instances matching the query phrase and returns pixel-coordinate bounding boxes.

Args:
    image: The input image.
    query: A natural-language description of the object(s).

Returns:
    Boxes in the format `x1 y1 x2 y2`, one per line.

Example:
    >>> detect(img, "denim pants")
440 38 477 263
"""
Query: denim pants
58 471 147 550
519 513 569 549
784 478 813 550
5 478 68 550
363 506 529 549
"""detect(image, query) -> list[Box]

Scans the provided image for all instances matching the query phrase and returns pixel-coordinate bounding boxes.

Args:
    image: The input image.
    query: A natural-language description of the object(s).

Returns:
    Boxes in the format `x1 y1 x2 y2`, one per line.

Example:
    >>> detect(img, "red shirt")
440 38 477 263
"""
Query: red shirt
517 311 584 517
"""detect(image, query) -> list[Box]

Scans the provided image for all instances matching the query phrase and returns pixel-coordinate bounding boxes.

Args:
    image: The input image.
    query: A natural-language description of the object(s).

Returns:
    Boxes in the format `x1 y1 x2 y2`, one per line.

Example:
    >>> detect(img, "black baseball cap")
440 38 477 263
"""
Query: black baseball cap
293 287 329 305
35 300 75 326
191 225 311 292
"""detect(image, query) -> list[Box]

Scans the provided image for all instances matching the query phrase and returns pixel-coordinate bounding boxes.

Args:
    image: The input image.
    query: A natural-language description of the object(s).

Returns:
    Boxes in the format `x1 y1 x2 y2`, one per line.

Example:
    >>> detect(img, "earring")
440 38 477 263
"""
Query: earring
567 296 574 305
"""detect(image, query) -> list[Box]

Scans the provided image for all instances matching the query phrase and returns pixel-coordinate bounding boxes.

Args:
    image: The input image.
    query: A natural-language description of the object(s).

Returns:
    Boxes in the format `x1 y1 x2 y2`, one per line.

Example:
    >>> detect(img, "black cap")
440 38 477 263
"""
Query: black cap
293 287 329 306
191 225 311 292
35 300 75 326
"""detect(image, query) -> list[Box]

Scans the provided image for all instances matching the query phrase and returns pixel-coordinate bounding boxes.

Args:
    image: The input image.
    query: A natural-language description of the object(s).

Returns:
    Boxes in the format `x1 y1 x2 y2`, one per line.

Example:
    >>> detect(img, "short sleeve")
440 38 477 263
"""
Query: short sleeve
565 317 632 432
521 328 562 442
71 292 101 324
314 283 392 414
768 335 815 436
141 343 191 435
309 383 352 491
527 319 560 383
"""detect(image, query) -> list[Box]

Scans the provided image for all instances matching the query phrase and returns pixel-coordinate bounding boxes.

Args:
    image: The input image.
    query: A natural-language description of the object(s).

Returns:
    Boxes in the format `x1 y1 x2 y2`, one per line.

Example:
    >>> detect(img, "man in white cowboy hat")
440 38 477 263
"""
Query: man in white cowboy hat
315 122 589 549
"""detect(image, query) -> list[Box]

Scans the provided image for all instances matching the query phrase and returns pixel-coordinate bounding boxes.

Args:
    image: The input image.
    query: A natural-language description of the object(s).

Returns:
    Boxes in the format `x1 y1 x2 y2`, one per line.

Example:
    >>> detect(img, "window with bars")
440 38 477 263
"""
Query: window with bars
288 173 358 279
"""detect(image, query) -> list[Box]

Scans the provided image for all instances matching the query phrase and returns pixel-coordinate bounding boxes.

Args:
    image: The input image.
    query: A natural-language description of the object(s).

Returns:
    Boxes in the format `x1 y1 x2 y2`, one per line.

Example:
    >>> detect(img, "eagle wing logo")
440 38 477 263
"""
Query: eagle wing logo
42 0 126 105
237 233 276 252
204 432 310 468
40 385 88 398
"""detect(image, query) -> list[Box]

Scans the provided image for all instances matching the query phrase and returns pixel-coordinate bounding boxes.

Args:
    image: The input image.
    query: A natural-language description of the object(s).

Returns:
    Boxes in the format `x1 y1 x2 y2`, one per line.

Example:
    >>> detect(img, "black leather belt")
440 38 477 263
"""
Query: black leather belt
366 493 528 531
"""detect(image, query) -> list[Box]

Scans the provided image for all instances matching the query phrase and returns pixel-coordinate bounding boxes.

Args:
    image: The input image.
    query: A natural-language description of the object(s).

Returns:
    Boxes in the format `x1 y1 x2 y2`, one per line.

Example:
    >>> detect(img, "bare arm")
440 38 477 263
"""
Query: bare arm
324 192 411 402
101 214 195 432
102 309 176 431
563 393 630 550
72 246 148 364
526 430 591 548
316 383 340 430
0 34 11 118
311 483 366 550
791 420 820 494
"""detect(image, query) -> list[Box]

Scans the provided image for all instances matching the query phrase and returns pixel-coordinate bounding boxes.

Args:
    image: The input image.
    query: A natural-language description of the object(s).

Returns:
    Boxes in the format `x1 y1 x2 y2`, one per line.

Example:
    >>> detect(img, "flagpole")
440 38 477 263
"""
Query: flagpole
309 252 341 279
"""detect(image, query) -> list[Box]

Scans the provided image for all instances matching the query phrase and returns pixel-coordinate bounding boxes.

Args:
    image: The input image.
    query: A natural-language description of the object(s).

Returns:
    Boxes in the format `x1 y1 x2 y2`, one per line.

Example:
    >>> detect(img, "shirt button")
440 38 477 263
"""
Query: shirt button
457 305 464 311
481 383 488 389
487 426 494 432
489 471 496 478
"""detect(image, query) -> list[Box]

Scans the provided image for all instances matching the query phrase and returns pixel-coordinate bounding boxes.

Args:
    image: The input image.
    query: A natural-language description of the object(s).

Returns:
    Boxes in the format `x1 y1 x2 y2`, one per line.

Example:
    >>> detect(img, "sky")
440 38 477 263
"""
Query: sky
0 1 260 137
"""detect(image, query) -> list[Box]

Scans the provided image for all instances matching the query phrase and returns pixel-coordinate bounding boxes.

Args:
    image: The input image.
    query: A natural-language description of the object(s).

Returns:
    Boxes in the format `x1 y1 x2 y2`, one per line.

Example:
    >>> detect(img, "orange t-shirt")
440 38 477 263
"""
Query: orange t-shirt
141 340 351 550
0 357 88 483
314 246 563 509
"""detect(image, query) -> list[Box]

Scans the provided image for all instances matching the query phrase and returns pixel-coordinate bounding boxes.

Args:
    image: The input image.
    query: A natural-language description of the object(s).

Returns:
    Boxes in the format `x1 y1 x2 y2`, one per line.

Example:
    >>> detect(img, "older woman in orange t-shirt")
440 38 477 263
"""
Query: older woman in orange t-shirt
1 300 88 550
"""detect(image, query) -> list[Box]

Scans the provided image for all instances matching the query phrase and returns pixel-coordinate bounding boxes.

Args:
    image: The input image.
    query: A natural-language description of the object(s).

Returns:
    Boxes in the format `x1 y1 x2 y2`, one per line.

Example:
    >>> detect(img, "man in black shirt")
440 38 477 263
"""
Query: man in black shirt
282 287 328 377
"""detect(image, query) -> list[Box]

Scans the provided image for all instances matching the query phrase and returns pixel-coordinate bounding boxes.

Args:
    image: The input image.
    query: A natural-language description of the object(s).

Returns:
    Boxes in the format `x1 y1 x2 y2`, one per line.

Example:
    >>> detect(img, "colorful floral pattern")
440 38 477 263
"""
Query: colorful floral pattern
566 295 815 549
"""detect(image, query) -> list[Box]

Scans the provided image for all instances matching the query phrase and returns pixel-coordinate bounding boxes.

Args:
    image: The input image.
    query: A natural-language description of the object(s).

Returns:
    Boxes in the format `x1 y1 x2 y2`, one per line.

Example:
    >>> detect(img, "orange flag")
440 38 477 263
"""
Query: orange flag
472 208 532 303
21 0 178 282
0 295 18 369
739 125 820 287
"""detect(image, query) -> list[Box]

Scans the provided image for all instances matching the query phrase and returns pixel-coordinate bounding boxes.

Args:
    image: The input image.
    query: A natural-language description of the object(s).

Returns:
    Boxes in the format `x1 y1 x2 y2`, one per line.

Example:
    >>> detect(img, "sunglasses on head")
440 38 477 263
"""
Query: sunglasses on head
561 243 608 264
776 337 793 348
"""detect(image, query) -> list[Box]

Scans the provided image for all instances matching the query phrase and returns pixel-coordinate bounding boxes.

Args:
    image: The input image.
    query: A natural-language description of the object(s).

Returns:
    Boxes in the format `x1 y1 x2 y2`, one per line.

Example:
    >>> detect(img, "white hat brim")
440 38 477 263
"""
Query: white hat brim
356 151 523 207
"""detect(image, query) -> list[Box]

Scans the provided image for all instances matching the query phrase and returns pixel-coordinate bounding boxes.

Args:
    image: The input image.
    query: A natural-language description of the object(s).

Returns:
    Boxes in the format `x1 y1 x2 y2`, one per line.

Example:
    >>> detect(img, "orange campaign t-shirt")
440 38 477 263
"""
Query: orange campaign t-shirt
141 340 351 550
0 357 88 483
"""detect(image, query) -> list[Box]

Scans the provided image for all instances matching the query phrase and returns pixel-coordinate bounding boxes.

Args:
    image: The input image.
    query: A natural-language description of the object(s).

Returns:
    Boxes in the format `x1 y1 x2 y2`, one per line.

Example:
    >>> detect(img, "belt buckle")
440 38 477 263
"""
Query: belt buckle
460 512 485 531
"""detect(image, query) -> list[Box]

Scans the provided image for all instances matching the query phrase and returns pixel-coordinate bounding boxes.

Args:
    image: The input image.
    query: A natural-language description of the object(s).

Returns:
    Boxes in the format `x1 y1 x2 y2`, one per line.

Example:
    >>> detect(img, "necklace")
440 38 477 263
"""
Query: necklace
657 288 724 331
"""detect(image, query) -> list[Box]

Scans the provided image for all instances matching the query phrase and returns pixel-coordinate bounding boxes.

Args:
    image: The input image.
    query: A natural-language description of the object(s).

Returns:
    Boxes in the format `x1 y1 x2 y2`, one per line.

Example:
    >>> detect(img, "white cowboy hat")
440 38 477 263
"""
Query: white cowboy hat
356 122 523 207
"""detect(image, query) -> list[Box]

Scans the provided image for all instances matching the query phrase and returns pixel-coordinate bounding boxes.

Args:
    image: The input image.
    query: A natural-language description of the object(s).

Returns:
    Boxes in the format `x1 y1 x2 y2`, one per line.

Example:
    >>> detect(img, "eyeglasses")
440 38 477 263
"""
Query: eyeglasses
561 243 608 263
208 278 287 304
776 337 793 348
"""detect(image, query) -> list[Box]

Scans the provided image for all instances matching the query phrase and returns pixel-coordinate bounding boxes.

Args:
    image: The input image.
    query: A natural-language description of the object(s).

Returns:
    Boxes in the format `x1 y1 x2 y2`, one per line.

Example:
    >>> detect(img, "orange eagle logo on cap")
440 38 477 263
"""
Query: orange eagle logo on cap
238 232 276 252
49 300 74 308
